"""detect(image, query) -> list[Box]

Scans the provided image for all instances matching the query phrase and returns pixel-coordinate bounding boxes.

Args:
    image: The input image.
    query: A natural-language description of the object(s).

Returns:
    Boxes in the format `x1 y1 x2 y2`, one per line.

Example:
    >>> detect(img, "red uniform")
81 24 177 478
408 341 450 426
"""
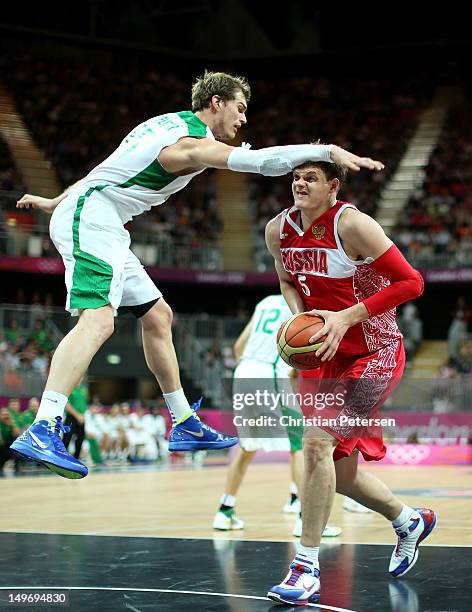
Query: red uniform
280 200 406 461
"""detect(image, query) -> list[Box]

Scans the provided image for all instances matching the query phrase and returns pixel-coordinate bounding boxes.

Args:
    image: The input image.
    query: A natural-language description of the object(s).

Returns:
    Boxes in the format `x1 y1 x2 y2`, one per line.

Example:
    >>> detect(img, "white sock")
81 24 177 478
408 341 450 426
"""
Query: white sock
35 391 69 422
163 389 191 423
289 481 298 495
392 504 415 527
220 493 236 507
295 545 319 570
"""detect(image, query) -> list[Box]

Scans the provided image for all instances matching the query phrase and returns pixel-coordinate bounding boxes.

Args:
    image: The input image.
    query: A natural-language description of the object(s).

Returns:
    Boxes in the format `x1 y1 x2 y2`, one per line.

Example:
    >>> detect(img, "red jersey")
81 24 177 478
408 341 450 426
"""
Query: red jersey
280 200 402 358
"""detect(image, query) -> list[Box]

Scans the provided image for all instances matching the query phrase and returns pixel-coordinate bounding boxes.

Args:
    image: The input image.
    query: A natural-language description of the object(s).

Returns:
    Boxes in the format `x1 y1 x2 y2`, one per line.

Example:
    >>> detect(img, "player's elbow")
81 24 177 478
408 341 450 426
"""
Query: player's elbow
402 270 424 303
410 269 424 300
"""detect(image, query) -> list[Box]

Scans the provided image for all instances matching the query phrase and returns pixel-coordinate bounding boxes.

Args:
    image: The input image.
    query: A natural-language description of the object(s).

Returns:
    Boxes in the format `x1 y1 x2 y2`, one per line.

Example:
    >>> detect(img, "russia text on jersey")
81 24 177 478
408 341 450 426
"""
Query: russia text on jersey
281 248 329 275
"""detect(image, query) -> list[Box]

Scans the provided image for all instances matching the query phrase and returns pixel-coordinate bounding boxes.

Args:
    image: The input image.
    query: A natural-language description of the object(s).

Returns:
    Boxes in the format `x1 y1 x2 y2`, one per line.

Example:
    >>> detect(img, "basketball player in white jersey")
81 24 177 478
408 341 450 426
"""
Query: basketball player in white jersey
213 294 342 538
11 71 384 479
213 294 303 530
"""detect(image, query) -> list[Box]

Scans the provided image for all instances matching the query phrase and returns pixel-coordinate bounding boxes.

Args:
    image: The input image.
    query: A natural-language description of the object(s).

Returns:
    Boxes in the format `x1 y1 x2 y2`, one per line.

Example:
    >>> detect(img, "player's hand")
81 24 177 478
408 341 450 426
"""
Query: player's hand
16 193 58 214
329 145 384 172
306 308 352 362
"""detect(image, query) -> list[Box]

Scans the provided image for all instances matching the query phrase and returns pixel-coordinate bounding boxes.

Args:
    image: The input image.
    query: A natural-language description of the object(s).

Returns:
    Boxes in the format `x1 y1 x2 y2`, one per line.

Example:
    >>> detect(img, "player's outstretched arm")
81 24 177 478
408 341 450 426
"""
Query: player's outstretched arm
159 138 384 176
265 216 305 314
16 180 84 214
16 193 62 214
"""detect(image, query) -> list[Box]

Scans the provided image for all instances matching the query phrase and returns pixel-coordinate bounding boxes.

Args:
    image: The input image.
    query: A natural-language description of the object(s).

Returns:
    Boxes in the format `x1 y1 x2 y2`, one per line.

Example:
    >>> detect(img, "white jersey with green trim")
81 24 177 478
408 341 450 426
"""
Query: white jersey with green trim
75 111 213 223
240 294 292 376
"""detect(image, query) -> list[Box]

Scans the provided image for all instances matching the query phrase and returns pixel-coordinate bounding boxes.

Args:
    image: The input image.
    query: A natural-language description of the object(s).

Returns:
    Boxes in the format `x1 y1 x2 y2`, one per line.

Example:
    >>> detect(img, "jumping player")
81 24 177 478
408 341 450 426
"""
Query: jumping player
265 161 436 606
11 71 384 480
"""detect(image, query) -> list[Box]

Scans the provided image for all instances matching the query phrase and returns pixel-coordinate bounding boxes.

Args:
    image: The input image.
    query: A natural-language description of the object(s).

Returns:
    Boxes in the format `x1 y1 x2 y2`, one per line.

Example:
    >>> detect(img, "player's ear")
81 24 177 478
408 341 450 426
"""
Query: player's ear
211 95 221 111
330 178 340 193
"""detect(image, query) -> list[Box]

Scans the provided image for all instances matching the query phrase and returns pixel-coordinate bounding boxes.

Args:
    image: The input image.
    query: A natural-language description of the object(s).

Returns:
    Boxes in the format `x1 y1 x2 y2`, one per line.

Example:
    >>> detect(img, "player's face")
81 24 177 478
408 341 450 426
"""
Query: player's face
213 90 247 141
292 167 338 210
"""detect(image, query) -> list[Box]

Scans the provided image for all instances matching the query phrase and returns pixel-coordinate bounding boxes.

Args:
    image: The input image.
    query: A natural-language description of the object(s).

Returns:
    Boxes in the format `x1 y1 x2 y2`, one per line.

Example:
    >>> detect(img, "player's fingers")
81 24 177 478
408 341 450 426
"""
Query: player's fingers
323 339 339 361
306 309 325 318
315 332 334 356
344 160 361 172
358 157 378 170
309 324 329 344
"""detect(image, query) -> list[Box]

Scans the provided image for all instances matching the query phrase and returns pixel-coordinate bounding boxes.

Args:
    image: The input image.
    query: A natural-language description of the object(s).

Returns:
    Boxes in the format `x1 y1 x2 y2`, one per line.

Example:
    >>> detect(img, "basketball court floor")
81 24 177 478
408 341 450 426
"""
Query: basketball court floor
1 460 471 611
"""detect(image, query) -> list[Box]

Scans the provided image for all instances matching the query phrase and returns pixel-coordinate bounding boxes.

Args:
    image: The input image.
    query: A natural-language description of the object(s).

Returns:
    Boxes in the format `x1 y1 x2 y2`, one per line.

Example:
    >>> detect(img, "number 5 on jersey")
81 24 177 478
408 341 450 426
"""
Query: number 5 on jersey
297 275 311 296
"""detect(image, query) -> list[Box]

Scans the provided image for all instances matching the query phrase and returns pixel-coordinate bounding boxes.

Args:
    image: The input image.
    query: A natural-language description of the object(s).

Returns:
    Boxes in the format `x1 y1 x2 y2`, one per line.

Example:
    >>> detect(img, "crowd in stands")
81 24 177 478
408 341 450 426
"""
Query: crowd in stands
79 400 169 465
396 92 472 266
2 52 471 271
2 53 445 272
0 314 54 379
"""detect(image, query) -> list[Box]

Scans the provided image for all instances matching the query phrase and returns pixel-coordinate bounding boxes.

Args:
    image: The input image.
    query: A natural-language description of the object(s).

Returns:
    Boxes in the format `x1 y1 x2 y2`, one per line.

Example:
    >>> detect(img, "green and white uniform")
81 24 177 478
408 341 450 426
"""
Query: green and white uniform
49 111 212 315
234 295 303 452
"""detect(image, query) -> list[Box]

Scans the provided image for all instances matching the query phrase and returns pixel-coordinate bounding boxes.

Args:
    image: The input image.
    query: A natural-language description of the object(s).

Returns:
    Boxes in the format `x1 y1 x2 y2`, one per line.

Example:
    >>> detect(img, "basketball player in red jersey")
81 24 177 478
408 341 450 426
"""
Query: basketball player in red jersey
265 161 437 606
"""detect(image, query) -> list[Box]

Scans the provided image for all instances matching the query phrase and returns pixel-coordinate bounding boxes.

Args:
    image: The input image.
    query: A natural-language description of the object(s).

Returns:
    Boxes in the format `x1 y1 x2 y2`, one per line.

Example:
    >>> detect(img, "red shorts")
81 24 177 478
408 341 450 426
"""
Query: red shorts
300 339 405 462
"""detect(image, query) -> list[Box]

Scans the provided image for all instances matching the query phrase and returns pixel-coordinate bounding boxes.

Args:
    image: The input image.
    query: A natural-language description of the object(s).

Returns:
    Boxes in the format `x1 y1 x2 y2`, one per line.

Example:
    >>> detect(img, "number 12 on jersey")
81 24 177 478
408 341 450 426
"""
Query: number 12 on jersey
254 308 281 334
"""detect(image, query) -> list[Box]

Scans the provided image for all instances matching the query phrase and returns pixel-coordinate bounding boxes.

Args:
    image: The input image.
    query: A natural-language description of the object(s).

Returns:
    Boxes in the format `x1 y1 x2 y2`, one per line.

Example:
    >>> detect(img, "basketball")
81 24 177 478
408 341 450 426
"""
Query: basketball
277 313 327 370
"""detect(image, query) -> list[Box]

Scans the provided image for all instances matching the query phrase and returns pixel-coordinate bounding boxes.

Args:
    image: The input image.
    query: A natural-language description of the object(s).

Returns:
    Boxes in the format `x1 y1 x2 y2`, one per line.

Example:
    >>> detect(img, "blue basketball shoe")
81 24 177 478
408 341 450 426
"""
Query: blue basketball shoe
168 398 238 451
389 507 437 577
268 555 321 606
10 417 88 479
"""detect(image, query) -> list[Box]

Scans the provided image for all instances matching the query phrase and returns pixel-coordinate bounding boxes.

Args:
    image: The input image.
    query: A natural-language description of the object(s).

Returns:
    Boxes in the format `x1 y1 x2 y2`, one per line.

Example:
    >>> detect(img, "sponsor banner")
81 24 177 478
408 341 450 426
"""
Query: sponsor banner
226 444 472 466
2 256 472 284
0 256 278 285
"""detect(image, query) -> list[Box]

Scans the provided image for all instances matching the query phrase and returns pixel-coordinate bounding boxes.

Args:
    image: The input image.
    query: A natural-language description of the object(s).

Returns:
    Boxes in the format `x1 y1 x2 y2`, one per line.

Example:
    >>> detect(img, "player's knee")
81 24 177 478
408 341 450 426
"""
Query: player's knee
81 306 115 343
141 299 173 336
303 438 335 467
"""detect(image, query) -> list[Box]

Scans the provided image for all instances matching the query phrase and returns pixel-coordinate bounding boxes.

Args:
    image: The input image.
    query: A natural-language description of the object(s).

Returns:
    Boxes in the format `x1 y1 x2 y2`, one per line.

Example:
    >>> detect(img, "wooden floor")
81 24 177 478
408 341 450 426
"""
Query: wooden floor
1 462 471 546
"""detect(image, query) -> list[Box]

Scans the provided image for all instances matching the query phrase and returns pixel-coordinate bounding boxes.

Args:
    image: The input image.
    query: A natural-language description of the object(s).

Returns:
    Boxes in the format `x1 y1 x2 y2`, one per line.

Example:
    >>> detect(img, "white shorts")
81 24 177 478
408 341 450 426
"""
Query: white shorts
49 187 161 316
233 359 303 452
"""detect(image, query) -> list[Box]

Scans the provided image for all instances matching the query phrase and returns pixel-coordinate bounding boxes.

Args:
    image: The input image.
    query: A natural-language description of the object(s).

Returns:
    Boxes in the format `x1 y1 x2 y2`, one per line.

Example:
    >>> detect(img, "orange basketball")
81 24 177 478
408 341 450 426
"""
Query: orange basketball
277 313 326 370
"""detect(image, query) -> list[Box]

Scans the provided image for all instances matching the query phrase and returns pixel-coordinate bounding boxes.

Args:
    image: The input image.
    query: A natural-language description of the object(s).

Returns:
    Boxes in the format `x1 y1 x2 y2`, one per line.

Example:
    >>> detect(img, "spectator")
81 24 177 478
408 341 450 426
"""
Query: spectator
63 381 88 460
448 311 468 361
397 302 423 361
0 406 22 475
21 397 40 428
84 403 109 463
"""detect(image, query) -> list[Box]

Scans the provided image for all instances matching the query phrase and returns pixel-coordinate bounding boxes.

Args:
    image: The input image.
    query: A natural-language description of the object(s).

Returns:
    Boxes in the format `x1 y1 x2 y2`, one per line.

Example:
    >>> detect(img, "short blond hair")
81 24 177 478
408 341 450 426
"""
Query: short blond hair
191 70 251 111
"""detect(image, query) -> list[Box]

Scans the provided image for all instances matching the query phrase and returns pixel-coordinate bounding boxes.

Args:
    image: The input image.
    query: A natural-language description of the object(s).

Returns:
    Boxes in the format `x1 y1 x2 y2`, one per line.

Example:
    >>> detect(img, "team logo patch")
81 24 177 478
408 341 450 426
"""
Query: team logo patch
311 225 326 240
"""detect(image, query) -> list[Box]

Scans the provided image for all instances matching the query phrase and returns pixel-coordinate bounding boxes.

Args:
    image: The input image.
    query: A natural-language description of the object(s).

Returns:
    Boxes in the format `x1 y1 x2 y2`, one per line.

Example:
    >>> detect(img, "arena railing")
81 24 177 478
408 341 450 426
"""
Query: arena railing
0 220 223 271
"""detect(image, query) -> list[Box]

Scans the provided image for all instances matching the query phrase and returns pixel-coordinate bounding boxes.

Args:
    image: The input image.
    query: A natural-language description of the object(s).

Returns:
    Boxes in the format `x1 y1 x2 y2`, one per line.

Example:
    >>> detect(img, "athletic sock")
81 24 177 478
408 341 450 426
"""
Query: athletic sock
294 546 320 572
163 389 192 424
35 391 68 422
219 493 236 516
392 504 415 527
